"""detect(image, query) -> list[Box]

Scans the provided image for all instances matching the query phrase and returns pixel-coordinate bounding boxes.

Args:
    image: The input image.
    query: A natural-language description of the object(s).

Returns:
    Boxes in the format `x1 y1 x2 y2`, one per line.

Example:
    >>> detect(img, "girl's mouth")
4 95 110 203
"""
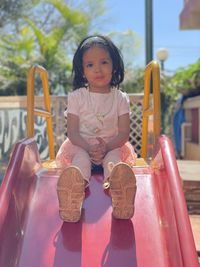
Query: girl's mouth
95 76 104 80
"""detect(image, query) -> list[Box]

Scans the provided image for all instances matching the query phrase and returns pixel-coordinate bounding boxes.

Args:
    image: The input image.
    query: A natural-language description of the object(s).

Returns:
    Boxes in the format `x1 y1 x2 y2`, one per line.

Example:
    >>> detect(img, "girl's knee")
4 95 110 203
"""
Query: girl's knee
103 149 121 165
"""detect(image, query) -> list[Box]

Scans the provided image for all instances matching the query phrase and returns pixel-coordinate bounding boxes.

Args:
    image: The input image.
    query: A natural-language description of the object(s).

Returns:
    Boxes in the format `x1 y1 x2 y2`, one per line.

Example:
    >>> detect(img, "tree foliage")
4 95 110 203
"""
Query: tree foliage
0 0 106 95
109 30 142 69
161 60 200 136
0 0 144 96
166 60 200 96
0 0 34 27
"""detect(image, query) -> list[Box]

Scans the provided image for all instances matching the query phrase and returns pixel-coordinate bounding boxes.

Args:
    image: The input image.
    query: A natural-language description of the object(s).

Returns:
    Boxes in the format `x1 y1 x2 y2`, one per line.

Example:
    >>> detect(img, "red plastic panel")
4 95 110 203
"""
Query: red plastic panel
158 136 199 267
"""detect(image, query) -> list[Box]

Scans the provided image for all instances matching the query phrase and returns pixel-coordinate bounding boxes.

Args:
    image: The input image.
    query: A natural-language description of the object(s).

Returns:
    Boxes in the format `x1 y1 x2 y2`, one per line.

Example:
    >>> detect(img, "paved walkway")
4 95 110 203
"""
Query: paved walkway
177 160 200 181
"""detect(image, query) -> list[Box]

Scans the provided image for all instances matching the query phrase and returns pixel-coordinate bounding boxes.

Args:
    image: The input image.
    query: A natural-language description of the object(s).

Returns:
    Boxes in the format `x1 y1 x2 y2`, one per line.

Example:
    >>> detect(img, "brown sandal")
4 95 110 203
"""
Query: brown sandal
109 162 137 219
57 166 85 222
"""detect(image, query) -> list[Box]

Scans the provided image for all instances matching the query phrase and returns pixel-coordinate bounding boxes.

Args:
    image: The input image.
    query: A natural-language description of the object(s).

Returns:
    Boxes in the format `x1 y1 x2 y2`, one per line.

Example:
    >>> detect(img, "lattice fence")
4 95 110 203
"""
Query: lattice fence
129 94 144 156
0 94 145 159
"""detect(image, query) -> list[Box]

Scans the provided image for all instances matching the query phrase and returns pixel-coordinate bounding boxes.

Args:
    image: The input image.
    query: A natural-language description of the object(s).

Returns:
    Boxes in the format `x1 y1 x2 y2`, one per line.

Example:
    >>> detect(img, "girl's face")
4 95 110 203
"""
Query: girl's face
82 46 113 93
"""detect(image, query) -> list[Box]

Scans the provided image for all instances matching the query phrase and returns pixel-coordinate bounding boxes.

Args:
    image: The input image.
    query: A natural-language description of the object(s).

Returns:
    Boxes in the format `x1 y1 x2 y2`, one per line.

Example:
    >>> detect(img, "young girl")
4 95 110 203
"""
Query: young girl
56 35 137 222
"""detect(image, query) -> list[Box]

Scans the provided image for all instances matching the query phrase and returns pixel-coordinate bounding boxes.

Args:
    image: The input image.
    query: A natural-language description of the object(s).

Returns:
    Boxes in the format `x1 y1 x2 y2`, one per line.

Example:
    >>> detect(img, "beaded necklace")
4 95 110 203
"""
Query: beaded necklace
88 88 114 133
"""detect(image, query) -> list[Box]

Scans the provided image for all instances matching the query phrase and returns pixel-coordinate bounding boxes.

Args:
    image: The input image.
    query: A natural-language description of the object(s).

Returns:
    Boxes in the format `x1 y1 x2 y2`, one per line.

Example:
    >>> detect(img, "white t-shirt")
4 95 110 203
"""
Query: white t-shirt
65 87 130 142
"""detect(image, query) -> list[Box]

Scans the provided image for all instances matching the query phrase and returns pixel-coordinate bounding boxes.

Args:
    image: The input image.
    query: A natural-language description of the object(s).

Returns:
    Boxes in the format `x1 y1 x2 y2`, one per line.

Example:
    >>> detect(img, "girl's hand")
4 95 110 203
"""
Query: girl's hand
96 137 107 156
88 138 107 164
88 144 99 156
88 144 101 163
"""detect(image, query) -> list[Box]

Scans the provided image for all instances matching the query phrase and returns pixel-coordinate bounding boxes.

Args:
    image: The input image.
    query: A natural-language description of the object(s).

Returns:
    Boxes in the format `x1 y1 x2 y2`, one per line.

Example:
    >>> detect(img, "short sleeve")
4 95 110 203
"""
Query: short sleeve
64 91 79 117
118 91 130 116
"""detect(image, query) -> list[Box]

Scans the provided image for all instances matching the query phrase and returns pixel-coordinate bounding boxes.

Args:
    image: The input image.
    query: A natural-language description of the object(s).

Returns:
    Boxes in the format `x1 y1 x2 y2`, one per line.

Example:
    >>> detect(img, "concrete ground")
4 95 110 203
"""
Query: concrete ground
177 160 200 182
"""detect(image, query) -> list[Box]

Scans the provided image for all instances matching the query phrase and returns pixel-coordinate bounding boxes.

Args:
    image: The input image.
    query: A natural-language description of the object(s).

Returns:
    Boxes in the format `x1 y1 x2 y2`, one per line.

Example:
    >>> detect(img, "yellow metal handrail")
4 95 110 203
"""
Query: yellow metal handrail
141 60 161 158
27 65 55 160
26 62 160 161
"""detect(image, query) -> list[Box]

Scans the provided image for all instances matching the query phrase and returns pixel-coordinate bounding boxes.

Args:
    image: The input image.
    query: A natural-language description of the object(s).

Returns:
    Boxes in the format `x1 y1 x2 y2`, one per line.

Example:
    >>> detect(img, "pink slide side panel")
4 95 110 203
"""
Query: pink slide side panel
153 135 199 267
0 138 42 267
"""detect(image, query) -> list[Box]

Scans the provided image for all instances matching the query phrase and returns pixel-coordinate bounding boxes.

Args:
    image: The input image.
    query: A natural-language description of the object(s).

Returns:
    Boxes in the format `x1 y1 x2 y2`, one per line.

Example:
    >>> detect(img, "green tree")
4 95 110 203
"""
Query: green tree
0 0 107 95
0 26 35 95
122 67 144 93
0 0 33 27
161 60 200 136
167 60 200 96
109 30 142 69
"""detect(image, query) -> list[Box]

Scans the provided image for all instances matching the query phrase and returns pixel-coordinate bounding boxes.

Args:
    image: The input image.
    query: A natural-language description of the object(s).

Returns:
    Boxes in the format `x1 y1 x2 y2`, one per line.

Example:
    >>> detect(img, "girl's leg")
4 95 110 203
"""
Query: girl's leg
57 166 85 222
102 148 121 182
55 138 91 182
109 162 137 219
102 149 137 219
72 149 92 184
57 149 91 222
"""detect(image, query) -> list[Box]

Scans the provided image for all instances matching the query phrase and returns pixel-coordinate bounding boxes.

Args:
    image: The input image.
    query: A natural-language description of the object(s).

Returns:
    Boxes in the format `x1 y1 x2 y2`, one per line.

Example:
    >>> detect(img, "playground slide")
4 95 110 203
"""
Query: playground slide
0 136 199 267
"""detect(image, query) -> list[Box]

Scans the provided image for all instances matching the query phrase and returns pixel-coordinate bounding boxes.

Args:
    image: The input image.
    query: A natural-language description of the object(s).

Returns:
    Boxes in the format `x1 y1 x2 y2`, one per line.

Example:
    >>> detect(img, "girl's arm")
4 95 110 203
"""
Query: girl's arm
67 113 90 152
105 113 130 152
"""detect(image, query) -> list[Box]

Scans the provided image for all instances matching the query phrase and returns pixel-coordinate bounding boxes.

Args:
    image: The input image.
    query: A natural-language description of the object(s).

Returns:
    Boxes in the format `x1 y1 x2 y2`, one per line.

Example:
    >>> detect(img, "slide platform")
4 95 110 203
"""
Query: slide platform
0 136 199 267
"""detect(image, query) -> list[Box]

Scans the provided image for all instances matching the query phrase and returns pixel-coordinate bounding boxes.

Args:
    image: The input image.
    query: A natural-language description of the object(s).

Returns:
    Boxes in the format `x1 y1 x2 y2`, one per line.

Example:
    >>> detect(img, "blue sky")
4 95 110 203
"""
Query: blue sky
103 0 200 72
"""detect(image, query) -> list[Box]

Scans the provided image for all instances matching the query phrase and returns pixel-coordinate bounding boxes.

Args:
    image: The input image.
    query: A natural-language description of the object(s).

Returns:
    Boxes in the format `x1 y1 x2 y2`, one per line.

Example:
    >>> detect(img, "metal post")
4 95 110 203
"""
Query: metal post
145 0 153 65
160 60 164 71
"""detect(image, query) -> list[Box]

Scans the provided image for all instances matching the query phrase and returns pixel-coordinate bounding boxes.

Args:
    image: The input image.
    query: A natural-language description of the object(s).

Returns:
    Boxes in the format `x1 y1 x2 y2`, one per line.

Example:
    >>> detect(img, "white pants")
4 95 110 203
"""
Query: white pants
56 138 136 183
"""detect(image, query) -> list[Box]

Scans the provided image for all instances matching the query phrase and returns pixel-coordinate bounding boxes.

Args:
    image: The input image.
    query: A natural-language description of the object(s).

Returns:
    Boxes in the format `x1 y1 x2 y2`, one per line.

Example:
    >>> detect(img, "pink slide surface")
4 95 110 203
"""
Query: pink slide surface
0 136 199 267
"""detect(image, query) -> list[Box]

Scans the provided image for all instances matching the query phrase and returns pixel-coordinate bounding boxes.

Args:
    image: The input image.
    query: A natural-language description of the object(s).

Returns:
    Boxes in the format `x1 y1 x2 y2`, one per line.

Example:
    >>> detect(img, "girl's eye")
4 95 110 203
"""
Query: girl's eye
86 63 93 68
102 60 109 65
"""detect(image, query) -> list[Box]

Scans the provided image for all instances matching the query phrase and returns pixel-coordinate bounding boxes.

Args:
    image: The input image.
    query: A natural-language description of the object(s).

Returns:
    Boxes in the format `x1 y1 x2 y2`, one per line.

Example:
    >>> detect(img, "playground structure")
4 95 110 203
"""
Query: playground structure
0 62 199 267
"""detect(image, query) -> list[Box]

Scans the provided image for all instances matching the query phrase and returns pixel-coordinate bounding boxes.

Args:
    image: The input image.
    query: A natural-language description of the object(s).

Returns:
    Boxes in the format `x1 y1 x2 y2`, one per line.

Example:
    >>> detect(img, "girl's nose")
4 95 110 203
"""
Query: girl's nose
94 65 101 72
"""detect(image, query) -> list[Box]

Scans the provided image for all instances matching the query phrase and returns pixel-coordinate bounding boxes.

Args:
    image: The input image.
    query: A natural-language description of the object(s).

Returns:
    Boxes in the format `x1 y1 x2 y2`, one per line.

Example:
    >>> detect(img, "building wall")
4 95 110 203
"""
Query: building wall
183 95 200 160
180 0 200 29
